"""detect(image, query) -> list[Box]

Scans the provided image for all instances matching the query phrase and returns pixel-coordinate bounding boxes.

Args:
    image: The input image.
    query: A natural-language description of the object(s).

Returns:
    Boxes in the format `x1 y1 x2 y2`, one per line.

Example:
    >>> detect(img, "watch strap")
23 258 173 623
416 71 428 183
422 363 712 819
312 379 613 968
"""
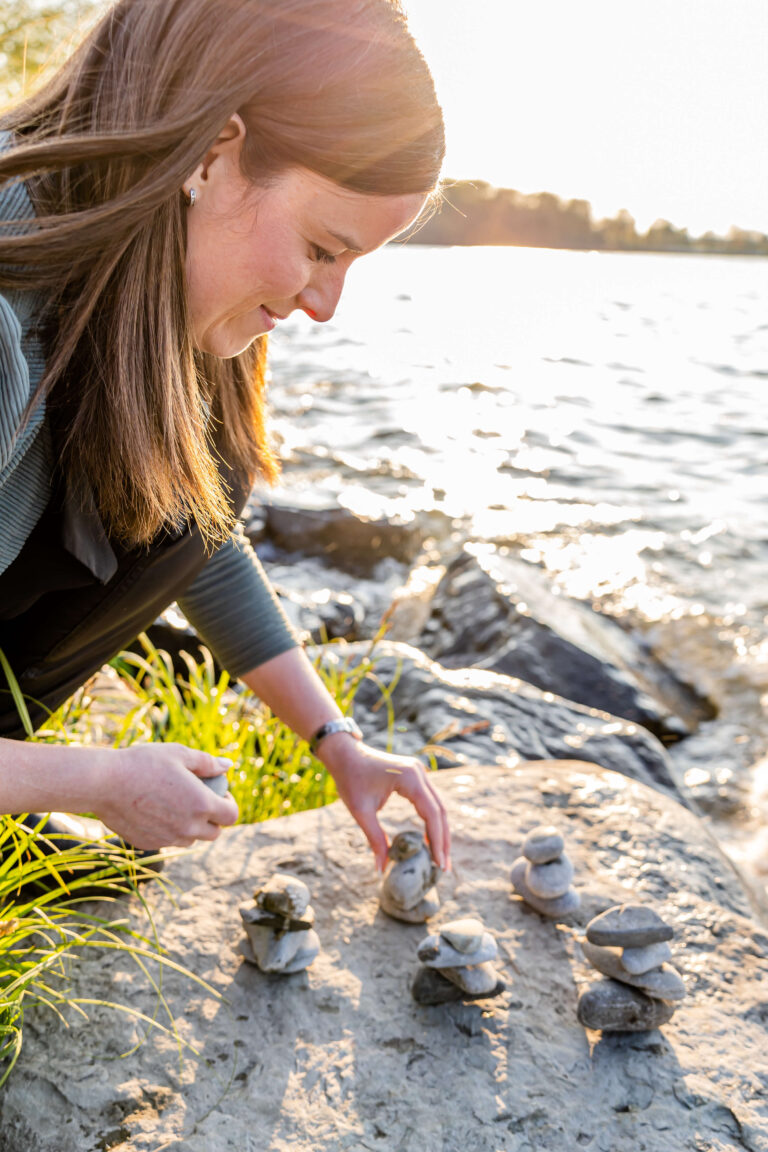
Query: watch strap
309 716 363 753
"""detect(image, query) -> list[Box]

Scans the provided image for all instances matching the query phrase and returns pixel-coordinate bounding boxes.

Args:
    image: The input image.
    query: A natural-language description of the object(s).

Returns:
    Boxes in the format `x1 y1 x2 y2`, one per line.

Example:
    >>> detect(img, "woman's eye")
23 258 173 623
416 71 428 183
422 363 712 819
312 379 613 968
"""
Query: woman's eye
311 245 337 265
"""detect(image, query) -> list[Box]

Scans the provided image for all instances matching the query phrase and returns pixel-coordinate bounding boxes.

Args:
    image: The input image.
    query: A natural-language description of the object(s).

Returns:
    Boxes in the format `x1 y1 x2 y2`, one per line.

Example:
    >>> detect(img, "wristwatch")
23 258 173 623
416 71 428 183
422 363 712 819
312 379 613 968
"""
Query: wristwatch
309 716 363 754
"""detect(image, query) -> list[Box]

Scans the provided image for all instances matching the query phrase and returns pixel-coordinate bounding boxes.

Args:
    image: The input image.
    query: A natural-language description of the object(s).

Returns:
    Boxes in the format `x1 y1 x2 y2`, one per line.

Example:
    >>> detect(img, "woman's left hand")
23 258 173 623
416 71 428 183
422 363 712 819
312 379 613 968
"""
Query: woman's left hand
316 735 451 873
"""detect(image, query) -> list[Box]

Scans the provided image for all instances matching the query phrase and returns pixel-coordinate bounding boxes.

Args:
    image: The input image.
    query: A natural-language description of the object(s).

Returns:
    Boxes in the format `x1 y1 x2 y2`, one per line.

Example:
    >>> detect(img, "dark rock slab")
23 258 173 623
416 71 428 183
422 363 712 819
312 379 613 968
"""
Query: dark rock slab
340 639 683 797
586 903 674 947
258 495 425 574
418 548 715 742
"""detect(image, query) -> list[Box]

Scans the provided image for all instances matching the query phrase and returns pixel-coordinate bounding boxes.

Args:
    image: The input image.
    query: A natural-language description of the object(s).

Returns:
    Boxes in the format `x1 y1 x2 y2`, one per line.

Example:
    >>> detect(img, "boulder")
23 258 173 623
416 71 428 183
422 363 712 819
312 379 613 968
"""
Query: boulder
337 639 682 797
257 495 426 573
418 548 715 742
1 762 767 1152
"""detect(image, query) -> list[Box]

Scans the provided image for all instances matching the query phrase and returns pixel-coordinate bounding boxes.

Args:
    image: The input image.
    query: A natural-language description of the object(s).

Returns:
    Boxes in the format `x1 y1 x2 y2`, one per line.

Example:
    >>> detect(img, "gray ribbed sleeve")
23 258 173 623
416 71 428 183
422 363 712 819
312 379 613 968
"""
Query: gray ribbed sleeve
0 291 51 576
178 522 300 677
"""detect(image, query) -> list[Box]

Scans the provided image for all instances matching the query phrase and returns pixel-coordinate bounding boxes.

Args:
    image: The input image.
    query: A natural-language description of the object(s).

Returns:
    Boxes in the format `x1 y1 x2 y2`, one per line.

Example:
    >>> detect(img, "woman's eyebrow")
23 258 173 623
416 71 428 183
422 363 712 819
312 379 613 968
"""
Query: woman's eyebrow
326 228 363 254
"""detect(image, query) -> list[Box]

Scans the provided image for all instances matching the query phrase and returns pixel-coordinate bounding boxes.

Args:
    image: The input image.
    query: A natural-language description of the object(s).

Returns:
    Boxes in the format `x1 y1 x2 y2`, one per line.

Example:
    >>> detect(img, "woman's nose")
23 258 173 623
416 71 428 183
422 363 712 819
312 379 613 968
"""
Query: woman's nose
298 267 347 323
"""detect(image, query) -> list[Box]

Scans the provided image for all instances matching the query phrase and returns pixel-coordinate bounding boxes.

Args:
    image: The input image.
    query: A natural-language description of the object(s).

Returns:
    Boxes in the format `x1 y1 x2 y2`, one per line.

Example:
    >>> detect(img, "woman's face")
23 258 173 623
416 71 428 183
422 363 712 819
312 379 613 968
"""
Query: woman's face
184 119 426 357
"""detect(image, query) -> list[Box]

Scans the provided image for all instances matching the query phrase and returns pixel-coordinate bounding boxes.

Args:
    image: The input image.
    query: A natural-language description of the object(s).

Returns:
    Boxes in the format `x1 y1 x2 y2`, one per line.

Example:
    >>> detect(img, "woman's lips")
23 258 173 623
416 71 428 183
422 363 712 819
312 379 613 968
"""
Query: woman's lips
259 306 277 332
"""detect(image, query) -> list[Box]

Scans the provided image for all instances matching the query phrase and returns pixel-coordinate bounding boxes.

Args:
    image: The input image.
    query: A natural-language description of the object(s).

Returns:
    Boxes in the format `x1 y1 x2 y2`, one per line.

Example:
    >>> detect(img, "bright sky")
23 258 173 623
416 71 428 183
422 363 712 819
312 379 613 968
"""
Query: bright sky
404 0 768 236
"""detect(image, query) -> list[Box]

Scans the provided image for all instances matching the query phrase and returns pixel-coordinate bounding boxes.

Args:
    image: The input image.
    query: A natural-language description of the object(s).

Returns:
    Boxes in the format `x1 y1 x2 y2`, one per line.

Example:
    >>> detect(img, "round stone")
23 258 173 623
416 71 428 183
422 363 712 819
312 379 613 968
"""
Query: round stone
577 979 676 1032
621 940 673 975
439 918 486 953
522 825 565 864
525 856 574 899
379 884 439 923
511 856 580 919
381 845 437 912
201 772 230 797
586 904 673 948
387 830 427 862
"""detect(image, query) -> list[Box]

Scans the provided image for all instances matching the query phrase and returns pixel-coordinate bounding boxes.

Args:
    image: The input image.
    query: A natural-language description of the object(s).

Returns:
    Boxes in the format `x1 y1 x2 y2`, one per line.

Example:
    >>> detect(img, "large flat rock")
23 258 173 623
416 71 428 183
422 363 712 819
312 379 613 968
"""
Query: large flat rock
1 763 767 1152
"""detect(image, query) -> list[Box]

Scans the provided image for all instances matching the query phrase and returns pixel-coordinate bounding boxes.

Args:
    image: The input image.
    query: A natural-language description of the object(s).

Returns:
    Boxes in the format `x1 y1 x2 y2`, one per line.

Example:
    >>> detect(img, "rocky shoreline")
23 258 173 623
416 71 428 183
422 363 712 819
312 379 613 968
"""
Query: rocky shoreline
153 494 764 838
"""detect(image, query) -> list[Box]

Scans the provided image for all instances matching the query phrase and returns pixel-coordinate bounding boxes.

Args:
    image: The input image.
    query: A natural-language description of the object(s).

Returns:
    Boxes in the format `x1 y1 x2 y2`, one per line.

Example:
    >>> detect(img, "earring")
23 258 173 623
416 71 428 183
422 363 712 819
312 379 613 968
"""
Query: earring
186 188 197 207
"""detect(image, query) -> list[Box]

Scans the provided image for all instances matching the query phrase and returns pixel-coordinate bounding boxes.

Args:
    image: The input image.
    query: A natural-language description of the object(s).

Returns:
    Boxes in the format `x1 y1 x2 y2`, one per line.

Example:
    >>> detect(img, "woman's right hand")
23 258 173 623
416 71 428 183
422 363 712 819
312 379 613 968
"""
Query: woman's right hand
94 742 239 849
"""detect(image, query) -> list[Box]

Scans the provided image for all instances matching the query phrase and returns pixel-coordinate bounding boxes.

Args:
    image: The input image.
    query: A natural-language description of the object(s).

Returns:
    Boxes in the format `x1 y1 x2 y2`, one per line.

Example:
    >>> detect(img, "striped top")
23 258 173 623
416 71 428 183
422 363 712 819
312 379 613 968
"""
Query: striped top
0 140 298 677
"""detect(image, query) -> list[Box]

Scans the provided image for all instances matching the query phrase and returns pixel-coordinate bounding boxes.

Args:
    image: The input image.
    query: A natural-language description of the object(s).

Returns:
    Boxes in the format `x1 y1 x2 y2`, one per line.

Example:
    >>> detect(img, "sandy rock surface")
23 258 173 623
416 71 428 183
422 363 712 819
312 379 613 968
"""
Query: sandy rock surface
1 762 767 1152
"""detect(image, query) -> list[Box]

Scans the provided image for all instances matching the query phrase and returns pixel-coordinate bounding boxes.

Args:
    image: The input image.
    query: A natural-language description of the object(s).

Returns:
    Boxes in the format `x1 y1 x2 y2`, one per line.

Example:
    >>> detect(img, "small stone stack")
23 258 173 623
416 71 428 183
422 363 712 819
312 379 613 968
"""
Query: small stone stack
240 872 320 975
577 904 685 1032
510 825 579 917
380 830 440 923
412 918 505 1005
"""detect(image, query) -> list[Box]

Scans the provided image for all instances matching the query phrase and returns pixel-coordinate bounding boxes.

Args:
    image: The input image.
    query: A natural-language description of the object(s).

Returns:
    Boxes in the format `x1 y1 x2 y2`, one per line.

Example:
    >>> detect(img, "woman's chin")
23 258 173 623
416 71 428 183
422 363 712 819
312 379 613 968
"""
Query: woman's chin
194 326 267 358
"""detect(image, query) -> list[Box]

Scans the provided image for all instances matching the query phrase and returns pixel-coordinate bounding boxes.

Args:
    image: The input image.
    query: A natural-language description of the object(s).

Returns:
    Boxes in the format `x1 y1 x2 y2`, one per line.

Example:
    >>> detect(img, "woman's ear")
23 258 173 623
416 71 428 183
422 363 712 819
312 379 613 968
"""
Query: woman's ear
185 113 247 192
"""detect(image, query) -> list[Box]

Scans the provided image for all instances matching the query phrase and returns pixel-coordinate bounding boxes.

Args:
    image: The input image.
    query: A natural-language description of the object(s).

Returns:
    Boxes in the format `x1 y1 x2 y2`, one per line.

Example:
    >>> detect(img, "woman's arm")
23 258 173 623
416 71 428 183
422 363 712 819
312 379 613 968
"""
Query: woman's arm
0 738 238 848
241 647 451 872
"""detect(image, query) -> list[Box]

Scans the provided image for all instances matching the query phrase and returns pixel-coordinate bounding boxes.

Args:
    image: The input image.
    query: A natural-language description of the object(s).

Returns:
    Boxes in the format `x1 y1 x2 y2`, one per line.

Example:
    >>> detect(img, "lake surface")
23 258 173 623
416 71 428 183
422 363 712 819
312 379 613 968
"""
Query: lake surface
267 244 768 873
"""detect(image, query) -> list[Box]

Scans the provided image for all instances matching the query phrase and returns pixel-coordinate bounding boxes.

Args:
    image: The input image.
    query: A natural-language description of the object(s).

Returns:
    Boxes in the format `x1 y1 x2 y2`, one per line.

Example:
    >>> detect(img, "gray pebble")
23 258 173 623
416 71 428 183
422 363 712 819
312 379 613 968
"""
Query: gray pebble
381 842 438 913
525 855 574 899
379 883 439 924
577 979 676 1032
582 940 686 1001
511 856 580 918
417 930 498 968
201 773 230 798
621 940 673 975
522 825 565 864
586 904 673 948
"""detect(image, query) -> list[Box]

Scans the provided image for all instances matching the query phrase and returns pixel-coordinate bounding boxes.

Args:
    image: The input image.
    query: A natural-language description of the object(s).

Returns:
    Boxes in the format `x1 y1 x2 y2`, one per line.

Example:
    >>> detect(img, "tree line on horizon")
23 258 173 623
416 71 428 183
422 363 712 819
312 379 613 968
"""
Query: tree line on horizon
415 181 768 257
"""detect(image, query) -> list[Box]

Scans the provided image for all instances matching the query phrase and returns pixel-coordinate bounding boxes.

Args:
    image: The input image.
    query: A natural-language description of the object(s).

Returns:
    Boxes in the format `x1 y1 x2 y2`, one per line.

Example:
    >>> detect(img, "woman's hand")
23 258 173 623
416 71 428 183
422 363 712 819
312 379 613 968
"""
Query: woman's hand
94 743 239 849
317 735 451 873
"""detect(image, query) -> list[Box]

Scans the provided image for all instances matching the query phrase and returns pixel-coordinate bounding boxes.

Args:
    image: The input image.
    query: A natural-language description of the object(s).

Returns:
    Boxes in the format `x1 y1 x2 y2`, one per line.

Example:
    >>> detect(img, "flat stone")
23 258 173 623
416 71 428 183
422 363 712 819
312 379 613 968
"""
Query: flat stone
621 940 673 975
511 856 581 918
442 961 503 996
583 941 686 1001
577 979 676 1032
254 873 311 919
379 883 439 923
417 930 497 968
522 825 565 864
239 904 315 932
411 966 506 1005
438 918 486 954
525 856 574 899
586 903 673 948
381 845 437 912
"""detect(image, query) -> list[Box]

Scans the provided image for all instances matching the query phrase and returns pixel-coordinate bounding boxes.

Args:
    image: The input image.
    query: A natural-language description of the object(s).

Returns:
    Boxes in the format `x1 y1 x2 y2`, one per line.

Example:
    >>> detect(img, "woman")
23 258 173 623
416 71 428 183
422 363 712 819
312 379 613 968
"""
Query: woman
0 0 450 873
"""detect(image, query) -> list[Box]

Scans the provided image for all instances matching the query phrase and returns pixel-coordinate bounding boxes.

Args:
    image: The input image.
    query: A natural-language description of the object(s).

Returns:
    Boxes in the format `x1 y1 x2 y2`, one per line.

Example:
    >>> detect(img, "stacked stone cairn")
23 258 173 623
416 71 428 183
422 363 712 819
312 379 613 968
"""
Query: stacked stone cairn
380 830 440 923
510 824 580 917
412 918 505 1005
577 904 686 1032
240 872 320 975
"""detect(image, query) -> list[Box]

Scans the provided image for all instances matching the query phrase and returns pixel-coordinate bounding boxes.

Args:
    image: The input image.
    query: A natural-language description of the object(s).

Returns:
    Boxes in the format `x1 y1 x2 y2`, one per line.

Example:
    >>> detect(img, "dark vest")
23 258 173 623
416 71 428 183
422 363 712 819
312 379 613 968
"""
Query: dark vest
0 409 247 738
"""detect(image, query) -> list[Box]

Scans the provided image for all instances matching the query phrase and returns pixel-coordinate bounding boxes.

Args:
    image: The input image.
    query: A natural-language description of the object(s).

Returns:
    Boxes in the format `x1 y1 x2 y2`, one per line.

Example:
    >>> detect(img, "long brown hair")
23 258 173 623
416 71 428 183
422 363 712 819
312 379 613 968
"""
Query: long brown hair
0 0 444 548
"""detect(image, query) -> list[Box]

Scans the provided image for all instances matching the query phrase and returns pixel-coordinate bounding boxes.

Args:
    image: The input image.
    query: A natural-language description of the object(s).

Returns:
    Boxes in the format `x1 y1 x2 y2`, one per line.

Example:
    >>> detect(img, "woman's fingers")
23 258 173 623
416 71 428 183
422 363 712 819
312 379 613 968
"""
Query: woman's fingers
349 804 390 873
394 759 450 871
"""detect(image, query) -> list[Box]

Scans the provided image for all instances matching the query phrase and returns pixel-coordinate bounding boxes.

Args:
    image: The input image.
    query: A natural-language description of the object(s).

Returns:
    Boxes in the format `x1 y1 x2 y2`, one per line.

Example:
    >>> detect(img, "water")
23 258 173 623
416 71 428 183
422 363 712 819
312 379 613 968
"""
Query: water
267 245 768 877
